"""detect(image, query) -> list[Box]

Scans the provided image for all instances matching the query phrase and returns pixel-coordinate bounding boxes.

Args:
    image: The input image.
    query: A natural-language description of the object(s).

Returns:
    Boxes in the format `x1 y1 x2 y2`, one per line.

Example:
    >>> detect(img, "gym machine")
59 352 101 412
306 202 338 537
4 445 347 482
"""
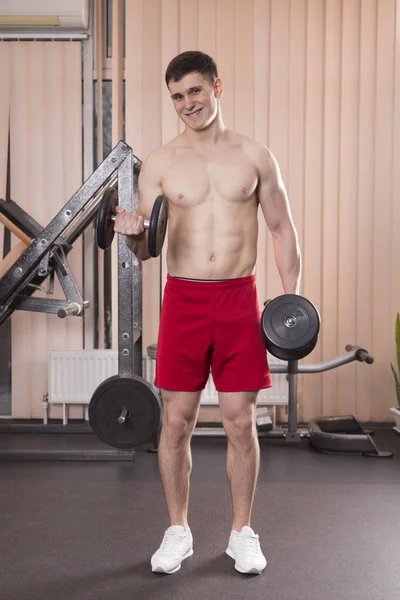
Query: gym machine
0 141 150 460
0 142 132 326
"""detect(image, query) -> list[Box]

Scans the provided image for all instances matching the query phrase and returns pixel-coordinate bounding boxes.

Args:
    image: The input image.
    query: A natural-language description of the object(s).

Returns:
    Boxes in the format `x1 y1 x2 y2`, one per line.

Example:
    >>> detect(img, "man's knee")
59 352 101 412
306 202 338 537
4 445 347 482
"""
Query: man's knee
160 390 201 445
161 399 198 445
223 413 256 443
162 414 195 443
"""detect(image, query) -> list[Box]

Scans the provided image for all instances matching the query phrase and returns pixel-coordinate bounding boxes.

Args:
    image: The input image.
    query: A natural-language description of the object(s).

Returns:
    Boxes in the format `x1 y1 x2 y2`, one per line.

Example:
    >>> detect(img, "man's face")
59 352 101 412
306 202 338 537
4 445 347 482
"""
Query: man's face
168 72 221 131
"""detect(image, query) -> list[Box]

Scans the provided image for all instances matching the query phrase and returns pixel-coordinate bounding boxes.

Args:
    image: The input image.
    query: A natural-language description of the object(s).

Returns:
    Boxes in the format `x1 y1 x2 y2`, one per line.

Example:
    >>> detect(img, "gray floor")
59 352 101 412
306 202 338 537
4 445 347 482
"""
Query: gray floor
1 428 400 600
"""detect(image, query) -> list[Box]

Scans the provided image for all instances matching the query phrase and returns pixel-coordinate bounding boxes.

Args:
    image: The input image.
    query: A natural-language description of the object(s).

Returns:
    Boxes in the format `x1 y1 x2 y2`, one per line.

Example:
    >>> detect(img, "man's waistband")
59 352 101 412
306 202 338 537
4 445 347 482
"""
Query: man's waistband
166 273 256 290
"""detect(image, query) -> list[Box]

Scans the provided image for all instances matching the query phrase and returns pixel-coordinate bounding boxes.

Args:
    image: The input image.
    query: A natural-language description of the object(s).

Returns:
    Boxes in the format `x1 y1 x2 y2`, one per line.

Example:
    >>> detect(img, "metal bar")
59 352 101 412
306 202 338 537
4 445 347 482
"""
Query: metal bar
268 349 361 374
83 0 96 350
95 0 104 350
8 245 85 317
192 427 310 439
0 198 43 238
117 153 143 376
0 272 51 326
95 0 104 166
64 172 119 244
0 142 130 309
112 0 124 145
104 244 112 348
1 129 12 416
296 353 359 373
0 449 135 461
0 423 94 434
132 160 143 374
0 306 13 328
0 197 77 253
54 250 85 303
58 302 89 319
37 252 50 277
111 0 124 351
52 250 68 276
10 298 83 316
118 408 128 424
287 360 298 434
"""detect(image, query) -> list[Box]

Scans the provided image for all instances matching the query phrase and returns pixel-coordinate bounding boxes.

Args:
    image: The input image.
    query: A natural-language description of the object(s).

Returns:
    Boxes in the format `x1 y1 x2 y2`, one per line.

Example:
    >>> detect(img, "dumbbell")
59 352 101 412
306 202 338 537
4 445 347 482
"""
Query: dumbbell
96 187 168 257
261 294 321 361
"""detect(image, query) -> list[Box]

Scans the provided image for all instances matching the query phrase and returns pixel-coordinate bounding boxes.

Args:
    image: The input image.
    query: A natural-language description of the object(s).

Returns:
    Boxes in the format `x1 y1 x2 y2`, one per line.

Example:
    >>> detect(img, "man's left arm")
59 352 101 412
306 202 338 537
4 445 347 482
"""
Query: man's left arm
256 146 302 294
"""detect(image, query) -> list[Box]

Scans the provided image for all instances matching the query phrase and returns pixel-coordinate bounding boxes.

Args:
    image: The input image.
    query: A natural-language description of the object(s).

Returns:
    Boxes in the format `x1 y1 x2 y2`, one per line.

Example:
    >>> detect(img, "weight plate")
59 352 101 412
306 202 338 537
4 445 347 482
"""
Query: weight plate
267 332 319 361
89 374 162 449
261 294 320 361
148 195 168 257
96 187 118 250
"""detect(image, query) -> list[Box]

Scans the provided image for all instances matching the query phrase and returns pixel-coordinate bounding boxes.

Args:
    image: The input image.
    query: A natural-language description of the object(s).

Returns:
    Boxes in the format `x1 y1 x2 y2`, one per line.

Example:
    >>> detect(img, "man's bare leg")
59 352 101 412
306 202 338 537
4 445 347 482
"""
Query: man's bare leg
218 391 259 530
158 389 202 528
219 390 266 574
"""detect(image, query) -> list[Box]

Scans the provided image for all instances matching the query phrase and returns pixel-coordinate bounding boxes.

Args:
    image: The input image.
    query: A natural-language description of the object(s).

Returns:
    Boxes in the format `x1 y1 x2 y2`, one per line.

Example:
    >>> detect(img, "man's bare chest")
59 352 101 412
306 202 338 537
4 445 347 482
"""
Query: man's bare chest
161 149 259 207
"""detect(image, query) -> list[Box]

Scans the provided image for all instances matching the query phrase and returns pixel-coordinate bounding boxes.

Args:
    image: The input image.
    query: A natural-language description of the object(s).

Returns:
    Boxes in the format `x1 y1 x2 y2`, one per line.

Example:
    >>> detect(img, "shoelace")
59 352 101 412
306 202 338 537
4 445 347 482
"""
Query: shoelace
239 534 261 554
160 531 184 552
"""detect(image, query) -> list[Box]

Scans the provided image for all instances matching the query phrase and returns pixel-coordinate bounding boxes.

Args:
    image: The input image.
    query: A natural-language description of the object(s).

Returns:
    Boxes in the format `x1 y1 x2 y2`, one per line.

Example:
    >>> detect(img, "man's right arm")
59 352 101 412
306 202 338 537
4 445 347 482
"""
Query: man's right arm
114 150 164 261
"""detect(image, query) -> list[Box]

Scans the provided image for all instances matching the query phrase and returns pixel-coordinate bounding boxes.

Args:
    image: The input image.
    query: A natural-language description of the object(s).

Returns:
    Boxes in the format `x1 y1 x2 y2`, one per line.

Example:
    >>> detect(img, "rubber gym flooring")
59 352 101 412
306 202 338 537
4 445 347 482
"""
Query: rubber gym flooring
1 427 400 600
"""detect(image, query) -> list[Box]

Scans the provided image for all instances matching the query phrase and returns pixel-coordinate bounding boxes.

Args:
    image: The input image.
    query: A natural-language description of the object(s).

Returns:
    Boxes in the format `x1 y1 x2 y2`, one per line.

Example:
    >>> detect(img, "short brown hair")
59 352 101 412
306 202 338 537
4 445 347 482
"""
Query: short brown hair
165 51 218 87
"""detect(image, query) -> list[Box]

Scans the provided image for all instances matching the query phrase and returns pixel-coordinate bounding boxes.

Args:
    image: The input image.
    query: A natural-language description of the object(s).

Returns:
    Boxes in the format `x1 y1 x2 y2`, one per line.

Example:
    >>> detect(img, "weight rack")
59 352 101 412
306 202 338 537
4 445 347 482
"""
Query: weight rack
0 141 145 461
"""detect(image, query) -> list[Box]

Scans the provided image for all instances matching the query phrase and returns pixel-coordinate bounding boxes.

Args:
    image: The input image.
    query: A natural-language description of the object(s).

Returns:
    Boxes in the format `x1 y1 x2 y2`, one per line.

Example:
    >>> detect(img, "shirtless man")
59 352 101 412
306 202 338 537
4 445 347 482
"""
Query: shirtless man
114 51 301 575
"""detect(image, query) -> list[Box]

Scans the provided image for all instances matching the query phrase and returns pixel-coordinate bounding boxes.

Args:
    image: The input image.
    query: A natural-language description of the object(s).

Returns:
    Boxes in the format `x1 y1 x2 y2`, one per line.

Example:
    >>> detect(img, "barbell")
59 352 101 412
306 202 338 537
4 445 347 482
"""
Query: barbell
96 186 168 257
89 294 321 450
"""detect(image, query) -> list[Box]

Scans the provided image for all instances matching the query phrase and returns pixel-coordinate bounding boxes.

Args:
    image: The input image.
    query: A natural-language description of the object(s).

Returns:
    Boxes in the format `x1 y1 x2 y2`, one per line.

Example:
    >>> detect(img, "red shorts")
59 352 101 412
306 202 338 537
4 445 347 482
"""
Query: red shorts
154 274 272 392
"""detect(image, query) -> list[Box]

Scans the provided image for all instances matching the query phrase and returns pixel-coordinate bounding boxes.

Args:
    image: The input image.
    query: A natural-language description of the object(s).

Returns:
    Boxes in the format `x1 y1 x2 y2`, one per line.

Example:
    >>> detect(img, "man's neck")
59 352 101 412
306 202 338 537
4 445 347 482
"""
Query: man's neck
184 112 226 148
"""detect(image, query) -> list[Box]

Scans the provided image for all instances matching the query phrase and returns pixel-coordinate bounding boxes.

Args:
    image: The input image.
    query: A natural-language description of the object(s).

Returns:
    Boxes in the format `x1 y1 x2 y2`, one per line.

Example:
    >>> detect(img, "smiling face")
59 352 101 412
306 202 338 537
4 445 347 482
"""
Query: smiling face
168 72 223 131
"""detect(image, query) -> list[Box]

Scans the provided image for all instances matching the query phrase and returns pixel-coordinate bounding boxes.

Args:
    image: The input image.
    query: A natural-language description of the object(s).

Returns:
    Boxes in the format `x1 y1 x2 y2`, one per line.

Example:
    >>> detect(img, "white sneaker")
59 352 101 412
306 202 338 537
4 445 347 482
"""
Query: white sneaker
226 526 267 575
151 525 193 574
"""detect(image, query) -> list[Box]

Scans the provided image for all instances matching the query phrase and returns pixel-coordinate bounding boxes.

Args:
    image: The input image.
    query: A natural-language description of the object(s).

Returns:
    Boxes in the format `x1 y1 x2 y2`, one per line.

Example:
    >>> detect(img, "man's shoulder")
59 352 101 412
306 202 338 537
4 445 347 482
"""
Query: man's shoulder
229 132 272 168
226 130 269 158
145 137 183 164
242 137 269 157
142 144 175 172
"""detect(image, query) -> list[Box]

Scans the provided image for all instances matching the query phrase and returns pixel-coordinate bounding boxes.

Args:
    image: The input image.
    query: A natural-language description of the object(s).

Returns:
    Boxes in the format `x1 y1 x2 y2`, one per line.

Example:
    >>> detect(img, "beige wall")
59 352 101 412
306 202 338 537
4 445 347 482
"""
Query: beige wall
0 42 83 419
125 0 400 421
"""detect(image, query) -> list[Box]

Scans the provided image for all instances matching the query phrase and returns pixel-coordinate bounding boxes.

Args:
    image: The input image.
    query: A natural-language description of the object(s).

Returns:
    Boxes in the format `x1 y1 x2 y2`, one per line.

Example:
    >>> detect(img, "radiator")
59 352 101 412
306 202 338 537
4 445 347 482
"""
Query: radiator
48 350 119 405
47 349 288 412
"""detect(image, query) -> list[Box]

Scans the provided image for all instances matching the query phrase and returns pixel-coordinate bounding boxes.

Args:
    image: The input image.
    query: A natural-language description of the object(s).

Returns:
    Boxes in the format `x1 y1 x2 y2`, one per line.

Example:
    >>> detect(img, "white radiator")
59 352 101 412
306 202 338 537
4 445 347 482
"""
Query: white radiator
48 350 119 405
46 349 288 423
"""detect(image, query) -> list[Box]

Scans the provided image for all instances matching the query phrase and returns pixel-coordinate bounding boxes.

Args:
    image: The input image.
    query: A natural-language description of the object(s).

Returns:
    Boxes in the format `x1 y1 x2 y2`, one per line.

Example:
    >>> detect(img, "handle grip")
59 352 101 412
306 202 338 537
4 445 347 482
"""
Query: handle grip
345 345 374 364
